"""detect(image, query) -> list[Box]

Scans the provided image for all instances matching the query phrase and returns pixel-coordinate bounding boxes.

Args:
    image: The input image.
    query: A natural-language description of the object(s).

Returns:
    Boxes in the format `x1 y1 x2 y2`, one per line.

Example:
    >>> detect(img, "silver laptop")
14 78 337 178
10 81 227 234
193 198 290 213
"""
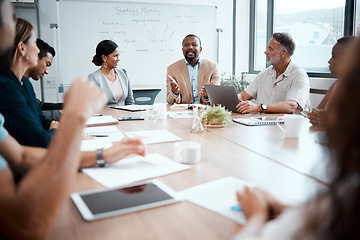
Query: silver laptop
205 85 240 112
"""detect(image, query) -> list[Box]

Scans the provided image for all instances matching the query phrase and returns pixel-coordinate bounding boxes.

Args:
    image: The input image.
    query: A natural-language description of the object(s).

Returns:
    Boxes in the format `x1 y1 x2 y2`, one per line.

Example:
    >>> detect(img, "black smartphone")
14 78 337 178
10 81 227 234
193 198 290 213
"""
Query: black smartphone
118 117 145 121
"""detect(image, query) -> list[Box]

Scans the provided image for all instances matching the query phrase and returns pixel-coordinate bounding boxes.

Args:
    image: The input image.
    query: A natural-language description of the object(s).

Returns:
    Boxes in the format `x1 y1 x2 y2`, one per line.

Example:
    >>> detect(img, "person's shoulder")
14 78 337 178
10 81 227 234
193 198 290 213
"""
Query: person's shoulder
256 65 273 77
0 70 13 83
88 69 103 81
167 59 184 69
289 61 308 77
88 68 102 77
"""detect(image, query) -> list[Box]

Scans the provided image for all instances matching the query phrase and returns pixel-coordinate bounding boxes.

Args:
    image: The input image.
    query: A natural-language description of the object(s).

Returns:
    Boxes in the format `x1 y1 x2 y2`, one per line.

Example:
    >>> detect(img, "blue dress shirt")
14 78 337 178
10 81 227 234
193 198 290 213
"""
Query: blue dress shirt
172 59 201 103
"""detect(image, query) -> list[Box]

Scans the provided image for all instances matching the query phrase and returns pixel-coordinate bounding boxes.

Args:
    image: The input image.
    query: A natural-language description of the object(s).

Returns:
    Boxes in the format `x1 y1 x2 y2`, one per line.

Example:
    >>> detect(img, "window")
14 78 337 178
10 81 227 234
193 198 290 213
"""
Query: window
274 0 345 73
356 0 360 35
250 0 350 75
253 0 268 71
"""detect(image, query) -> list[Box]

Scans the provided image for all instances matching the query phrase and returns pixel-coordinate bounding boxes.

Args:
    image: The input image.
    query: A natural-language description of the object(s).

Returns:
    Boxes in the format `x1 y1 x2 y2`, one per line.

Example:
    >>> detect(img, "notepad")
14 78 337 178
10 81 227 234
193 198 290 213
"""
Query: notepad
233 117 284 126
86 116 118 126
125 130 182 144
83 126 124 142
178 177 252 224
81 153 191 188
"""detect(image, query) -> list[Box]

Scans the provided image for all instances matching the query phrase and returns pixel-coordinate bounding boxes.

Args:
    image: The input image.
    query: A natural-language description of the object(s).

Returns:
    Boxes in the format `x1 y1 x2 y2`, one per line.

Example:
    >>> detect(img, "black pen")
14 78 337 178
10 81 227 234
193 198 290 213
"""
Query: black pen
90 135 109 137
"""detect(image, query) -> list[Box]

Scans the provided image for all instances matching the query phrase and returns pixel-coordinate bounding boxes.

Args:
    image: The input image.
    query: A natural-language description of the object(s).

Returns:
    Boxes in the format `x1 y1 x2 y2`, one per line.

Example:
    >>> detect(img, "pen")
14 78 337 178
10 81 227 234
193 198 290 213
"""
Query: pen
90 135 109 137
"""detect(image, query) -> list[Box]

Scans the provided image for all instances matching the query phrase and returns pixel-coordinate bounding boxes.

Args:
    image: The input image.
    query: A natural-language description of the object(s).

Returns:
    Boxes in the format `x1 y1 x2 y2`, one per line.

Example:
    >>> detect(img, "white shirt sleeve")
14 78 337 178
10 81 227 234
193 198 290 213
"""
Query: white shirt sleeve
285 73 310 111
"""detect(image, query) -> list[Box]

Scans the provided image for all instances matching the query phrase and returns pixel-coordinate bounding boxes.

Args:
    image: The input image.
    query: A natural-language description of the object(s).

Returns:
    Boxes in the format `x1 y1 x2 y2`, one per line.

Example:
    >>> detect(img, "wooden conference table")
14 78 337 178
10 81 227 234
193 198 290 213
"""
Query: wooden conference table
49 106 328 240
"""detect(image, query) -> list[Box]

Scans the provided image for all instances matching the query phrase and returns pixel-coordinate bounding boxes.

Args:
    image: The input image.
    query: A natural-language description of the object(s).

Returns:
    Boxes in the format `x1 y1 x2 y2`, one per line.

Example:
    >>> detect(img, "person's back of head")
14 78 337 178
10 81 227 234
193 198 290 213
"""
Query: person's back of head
298 37 360 240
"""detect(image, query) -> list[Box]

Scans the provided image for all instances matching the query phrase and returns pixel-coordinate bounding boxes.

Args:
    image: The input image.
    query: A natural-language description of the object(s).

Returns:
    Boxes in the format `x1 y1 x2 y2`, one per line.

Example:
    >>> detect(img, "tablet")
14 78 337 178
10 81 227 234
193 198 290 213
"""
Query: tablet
71 180 181 221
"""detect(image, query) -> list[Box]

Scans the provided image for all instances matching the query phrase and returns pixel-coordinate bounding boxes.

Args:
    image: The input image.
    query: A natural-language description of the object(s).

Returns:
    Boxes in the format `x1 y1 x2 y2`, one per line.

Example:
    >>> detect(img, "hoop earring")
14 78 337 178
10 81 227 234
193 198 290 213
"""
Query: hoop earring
104 62 108 68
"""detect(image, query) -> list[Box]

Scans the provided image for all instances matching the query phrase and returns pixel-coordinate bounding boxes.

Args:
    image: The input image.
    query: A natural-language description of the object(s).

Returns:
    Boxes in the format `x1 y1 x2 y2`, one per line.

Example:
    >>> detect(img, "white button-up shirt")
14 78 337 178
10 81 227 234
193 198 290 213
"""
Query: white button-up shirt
245 61 310 111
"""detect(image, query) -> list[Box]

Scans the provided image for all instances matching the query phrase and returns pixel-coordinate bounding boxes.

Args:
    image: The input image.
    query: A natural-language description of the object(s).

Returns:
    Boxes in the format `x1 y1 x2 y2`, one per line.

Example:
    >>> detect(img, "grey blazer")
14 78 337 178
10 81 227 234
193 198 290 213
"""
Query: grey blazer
88 69 135 106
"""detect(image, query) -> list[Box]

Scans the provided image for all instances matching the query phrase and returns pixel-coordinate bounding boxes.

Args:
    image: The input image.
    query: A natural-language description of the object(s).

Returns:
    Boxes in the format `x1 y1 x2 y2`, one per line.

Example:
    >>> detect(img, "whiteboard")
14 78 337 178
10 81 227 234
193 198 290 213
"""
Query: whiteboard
57 0 217 88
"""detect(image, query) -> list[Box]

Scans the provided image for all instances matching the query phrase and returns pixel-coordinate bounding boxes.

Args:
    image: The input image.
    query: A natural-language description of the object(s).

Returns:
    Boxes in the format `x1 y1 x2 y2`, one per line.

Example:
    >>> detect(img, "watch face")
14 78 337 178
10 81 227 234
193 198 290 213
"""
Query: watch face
262 104 267 110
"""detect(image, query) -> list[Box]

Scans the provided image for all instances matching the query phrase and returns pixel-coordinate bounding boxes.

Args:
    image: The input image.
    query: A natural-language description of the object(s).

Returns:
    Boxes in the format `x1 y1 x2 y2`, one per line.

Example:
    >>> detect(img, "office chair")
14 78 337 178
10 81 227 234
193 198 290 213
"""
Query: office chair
133 89 161 105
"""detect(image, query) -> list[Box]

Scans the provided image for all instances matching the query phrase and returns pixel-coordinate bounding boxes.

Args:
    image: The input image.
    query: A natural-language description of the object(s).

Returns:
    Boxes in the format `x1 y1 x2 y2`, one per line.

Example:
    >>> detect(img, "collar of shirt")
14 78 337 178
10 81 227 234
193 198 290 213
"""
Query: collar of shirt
269 60 294 86
184 58 201 67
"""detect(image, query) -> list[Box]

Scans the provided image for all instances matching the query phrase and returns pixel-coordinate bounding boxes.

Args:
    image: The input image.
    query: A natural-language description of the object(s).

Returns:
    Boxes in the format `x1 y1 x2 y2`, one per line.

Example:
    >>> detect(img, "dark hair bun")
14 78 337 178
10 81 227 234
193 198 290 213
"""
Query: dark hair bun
92 40 118 66
92 55 102 66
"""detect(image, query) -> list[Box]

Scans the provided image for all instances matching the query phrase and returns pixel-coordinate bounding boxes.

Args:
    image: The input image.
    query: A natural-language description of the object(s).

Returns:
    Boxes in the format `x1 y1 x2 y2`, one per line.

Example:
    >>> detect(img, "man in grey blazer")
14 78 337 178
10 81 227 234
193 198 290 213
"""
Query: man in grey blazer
166 34 220 104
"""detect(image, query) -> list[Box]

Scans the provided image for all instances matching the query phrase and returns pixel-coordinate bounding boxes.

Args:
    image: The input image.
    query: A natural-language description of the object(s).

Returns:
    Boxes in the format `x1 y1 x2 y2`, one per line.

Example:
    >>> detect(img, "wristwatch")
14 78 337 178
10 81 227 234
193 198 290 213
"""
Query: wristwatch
260 104 267 113
96 148 105 167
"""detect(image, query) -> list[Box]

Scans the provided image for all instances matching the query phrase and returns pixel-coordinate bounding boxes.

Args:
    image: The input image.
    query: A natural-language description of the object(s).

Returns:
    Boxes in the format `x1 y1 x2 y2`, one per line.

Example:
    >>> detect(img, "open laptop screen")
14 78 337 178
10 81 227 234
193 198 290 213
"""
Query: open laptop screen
205 85 240 112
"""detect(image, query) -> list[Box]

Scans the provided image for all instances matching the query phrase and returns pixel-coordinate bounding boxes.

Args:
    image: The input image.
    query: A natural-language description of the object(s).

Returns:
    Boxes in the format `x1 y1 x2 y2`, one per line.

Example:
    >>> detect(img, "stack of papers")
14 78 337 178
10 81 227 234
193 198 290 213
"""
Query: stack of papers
83 126 124 142
125 130 182 144
81 153 191 188
179 177 252 224
170 103 206 110
167 111 193 119
86 115 118 126
81 126 125 151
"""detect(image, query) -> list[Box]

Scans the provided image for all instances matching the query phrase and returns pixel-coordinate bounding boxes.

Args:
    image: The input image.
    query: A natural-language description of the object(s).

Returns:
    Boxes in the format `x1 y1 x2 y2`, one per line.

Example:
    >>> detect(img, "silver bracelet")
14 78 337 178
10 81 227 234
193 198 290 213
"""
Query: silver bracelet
96 148 105 167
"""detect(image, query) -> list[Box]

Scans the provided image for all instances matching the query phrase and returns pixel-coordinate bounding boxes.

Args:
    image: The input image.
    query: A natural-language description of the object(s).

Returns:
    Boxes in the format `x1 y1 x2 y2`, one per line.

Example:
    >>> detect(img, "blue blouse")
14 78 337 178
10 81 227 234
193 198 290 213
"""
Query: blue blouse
0 70 55 147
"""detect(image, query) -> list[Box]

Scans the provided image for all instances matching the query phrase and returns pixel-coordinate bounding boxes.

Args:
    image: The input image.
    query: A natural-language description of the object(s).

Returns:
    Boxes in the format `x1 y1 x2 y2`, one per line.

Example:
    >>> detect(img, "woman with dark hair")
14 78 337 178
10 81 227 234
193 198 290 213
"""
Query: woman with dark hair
88 40 135 106
234 37 360 240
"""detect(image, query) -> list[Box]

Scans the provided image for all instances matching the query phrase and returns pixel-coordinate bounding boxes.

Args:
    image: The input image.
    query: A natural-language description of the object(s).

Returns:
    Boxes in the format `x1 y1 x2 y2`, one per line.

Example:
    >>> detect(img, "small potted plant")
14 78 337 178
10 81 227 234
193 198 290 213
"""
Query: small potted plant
220 72 249 94
205 105 232 127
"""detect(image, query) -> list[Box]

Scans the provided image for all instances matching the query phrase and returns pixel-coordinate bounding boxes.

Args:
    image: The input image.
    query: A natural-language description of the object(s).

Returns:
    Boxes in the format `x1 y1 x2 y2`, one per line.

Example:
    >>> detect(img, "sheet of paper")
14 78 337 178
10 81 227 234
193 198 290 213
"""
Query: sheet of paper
81 153 191 188
111 105 146 111
86 115 118 126
178 177 254 224
80 138 113 151
125 130 182 144
169 103 206 110
83 126 124 142
167 111 193 119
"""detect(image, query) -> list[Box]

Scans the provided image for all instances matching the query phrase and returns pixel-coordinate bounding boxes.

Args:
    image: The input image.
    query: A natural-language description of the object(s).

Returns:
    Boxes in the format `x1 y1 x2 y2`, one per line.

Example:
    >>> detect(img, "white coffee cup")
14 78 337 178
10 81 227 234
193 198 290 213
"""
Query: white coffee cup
174 141 201 164
276 114 305 139
154 103 167 120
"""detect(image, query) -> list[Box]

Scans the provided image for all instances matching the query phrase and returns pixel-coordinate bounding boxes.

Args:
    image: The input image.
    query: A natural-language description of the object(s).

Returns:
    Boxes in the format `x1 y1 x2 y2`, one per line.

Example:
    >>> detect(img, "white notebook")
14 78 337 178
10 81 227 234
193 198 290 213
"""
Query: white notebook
233 117 284 126
86 116 118 126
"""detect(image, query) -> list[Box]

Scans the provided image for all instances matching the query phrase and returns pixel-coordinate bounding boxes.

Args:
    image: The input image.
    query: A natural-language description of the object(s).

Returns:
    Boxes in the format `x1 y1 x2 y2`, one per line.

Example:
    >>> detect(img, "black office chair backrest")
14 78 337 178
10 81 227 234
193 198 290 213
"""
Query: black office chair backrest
133 89 161 105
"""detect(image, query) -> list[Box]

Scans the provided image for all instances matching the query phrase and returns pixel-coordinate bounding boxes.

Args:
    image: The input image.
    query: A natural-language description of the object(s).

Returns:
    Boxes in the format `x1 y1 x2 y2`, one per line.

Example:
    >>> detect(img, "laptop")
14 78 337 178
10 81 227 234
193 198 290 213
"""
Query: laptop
205 85 240 112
